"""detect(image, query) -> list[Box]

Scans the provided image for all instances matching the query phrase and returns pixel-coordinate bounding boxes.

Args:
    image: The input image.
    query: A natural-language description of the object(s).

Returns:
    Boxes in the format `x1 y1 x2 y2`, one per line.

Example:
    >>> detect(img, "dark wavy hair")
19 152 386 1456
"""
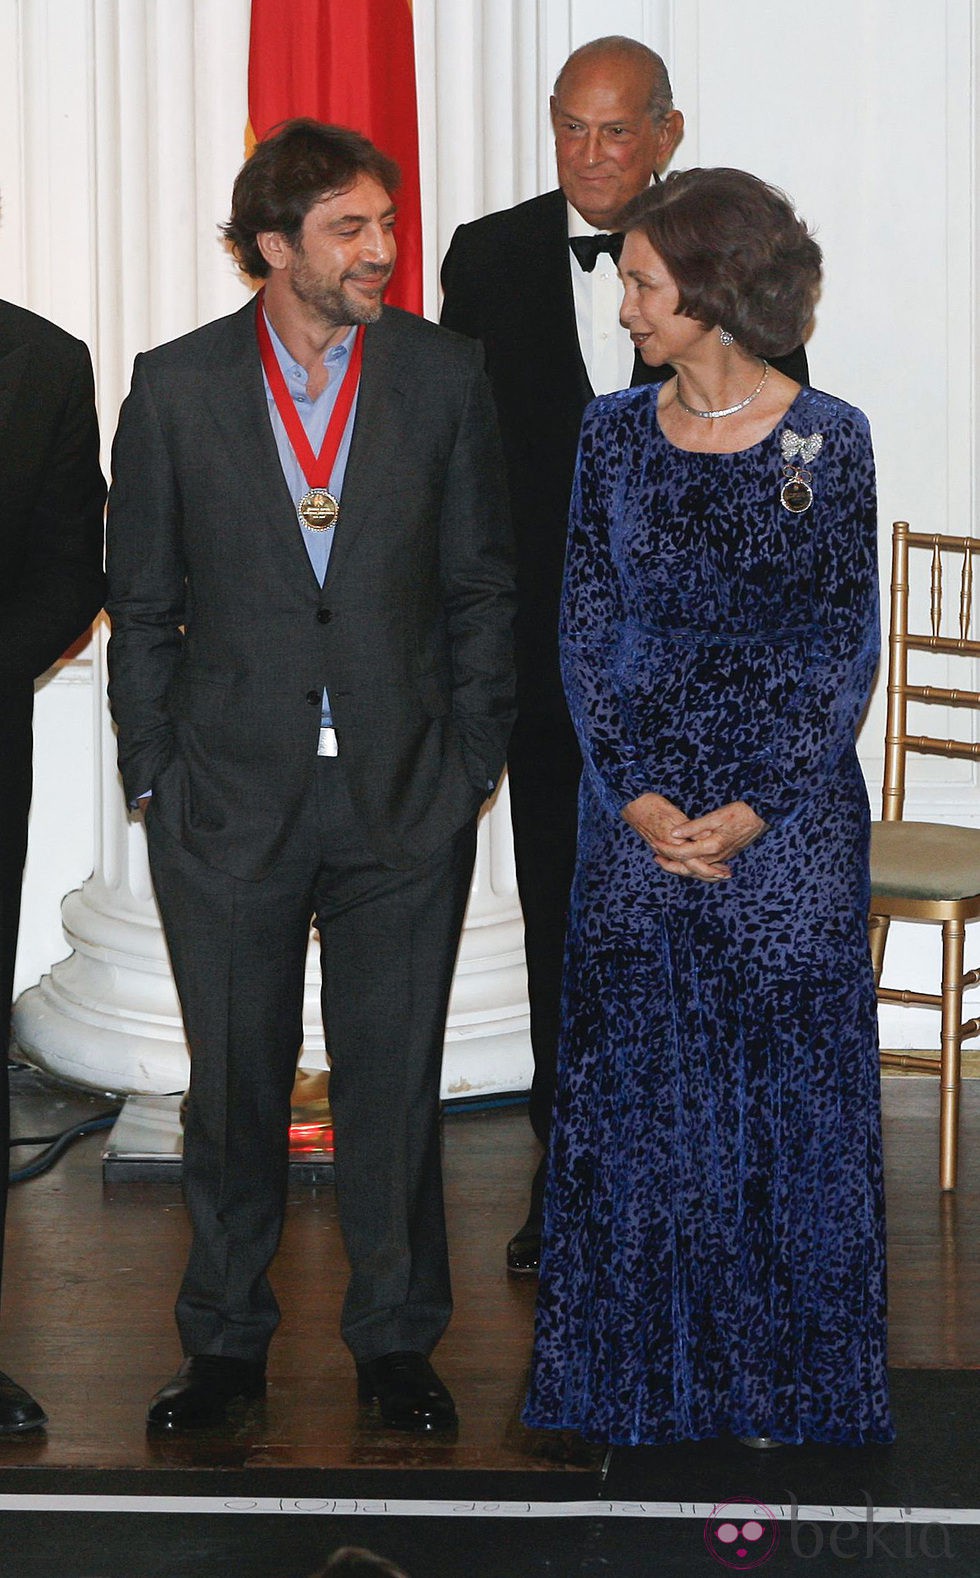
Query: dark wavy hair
222 119 401 279
616 167 822 357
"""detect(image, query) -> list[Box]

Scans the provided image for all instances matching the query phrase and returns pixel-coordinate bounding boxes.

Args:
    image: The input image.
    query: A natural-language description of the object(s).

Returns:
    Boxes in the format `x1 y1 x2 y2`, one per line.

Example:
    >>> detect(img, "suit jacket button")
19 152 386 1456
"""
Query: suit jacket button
317 608 332 623
306 690 320 705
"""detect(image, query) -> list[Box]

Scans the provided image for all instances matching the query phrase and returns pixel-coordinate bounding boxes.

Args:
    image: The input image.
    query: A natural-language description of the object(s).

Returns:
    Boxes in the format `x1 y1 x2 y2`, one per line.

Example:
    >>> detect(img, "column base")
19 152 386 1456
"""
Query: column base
13 868 533 1103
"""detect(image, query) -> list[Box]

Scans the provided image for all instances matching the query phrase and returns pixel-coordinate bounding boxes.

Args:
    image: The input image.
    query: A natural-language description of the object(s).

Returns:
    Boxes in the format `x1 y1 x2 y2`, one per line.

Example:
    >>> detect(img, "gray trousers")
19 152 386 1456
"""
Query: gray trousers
146 757 476 1364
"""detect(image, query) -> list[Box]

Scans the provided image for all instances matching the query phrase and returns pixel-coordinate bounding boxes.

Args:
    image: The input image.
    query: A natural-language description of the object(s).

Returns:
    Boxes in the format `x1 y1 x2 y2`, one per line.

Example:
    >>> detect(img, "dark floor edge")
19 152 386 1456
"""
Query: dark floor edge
0 1468 602 1500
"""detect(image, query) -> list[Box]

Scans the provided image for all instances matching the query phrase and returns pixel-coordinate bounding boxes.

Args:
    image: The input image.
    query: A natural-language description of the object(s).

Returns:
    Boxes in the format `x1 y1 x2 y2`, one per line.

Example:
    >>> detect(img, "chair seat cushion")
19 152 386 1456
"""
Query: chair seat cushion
871 819 980 901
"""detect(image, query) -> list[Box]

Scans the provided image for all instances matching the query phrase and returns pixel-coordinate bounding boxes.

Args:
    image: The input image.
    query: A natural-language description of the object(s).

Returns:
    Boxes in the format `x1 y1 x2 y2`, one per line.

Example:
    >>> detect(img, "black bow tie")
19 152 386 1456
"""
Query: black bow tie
568 232 624 272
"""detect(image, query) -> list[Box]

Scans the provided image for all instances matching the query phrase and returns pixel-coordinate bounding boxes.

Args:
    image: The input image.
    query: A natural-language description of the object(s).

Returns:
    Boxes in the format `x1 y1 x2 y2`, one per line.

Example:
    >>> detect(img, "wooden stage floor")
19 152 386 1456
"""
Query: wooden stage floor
0 1072 977 1472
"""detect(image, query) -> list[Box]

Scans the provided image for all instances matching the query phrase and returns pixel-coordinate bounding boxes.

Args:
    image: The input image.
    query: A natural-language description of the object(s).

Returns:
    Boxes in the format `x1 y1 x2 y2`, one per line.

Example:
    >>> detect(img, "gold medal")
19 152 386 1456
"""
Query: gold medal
780 473 814 514
298 489 339 531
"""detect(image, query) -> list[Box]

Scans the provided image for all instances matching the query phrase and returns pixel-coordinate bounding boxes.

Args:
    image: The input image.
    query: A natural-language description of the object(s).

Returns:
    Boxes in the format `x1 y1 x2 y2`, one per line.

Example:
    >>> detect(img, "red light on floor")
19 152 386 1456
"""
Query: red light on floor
289 1120 334 1156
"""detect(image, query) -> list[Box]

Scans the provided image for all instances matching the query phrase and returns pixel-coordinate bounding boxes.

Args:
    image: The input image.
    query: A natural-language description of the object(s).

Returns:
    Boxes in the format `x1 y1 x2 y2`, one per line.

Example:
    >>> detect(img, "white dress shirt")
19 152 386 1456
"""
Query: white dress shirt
566 202 636 397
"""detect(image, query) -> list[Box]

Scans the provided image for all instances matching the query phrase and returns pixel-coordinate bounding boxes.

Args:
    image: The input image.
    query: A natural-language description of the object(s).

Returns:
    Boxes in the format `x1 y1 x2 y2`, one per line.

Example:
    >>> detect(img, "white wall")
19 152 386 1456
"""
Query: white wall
3 0 978 1053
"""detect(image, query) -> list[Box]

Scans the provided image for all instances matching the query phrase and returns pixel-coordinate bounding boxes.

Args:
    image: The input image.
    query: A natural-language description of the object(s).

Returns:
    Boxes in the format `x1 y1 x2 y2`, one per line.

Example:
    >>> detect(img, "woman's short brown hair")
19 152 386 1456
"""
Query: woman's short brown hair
616 167 822 357
222 119 401 280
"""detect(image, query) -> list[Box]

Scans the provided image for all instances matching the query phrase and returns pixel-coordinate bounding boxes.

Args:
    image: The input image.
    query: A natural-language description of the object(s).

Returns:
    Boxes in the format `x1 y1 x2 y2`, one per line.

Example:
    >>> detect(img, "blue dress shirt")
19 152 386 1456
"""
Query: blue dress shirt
261 310 359 729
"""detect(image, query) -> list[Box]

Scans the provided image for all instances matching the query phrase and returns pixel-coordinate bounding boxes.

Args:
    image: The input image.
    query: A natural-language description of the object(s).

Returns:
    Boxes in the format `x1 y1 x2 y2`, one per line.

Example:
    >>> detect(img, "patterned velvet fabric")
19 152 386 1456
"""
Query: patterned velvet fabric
523 385 894 1447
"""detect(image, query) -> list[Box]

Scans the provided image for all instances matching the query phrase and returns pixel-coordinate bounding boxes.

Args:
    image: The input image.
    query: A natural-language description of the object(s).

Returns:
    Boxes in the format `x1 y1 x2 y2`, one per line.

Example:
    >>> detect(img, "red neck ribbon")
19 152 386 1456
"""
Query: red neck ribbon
255 294 365 487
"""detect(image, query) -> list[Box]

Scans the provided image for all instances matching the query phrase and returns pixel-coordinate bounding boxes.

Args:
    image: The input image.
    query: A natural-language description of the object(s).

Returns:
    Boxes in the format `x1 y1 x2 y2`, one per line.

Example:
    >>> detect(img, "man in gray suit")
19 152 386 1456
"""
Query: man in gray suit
106 121 515 1434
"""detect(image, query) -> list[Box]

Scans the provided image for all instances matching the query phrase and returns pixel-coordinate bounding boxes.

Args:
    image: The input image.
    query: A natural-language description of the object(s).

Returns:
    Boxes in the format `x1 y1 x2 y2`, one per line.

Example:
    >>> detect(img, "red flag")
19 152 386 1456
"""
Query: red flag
248 0 423 315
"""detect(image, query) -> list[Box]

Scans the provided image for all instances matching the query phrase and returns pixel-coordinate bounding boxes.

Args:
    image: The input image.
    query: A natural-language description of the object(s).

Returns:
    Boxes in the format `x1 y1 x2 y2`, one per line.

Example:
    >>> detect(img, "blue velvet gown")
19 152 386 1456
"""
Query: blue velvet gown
523 384 894 1447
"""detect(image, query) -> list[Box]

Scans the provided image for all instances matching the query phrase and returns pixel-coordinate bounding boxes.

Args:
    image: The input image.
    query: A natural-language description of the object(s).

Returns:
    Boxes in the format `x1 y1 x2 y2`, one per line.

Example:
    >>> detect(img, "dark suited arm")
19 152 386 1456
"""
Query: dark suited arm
0 342 106 683
440 348 516 793
105 356 186 806
439 225 483 340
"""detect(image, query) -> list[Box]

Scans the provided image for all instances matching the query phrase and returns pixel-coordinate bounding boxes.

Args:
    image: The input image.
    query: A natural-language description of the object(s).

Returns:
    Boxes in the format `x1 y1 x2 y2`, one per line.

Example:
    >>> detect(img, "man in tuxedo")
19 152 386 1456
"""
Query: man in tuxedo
441 35 809 1274
106 121 515 1434
0 298 106 1430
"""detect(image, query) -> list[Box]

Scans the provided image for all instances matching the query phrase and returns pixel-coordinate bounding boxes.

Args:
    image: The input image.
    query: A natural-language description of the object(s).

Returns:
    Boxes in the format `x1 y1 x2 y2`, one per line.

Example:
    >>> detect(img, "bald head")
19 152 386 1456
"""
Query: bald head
550 36 684 230
553 36 675 122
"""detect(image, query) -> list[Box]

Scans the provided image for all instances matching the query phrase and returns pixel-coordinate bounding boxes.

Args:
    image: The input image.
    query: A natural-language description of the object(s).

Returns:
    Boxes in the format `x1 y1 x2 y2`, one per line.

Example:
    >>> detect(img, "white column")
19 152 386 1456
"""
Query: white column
13 0 532 1101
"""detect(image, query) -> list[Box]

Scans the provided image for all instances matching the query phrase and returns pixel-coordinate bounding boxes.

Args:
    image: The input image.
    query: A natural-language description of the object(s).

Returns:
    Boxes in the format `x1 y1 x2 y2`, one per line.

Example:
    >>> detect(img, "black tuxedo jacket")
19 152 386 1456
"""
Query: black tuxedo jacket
0 300 106 709
441 189 809 715
0 299 105 1147
106 298 516 881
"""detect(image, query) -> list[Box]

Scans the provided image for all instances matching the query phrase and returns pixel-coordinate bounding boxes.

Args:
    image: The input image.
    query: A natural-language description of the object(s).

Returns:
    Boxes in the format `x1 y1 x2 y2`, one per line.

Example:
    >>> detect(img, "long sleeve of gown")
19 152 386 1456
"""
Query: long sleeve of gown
559 399 652 815
731 410 880 826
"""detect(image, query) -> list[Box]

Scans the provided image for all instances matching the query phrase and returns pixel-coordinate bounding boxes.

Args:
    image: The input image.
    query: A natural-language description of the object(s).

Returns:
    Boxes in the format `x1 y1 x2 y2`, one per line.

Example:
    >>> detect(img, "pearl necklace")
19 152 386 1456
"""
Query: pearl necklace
675 360 769 420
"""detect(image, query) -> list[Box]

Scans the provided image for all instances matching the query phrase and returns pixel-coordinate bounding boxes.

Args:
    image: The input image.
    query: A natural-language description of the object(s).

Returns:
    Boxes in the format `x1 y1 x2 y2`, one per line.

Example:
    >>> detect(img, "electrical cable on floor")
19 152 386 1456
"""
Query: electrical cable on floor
8 1110 121 1185
442 1092 528 1117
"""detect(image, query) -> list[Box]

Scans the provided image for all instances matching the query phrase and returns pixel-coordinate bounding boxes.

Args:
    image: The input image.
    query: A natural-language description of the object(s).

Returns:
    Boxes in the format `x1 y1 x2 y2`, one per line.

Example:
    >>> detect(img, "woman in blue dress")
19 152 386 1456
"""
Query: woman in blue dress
524 169 893 1447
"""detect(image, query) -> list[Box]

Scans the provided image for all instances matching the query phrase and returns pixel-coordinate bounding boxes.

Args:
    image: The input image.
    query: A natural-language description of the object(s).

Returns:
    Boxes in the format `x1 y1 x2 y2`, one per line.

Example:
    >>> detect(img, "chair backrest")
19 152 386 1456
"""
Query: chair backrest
882 520 980 820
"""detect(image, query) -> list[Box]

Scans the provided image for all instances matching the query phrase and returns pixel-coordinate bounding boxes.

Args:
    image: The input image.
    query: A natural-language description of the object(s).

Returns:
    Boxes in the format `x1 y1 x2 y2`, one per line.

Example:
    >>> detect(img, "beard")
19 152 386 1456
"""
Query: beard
289 253 393 328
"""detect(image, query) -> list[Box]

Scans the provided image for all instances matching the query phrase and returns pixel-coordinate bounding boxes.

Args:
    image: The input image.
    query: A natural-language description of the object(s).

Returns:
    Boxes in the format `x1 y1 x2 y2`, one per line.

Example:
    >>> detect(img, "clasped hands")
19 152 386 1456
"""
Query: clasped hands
622 791 766 882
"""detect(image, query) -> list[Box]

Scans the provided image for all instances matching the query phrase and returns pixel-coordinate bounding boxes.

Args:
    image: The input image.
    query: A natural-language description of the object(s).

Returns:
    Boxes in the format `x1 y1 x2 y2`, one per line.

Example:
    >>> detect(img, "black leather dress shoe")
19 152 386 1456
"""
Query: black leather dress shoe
146 1355 266 1431
507 1150 546 1274
506 1227 541 1275
356 1351 457 1432
0 1371 47 1434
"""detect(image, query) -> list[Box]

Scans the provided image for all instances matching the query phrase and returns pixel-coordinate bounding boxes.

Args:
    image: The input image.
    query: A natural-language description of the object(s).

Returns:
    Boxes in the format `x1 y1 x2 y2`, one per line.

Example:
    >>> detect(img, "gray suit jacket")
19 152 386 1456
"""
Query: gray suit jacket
106 298 516 880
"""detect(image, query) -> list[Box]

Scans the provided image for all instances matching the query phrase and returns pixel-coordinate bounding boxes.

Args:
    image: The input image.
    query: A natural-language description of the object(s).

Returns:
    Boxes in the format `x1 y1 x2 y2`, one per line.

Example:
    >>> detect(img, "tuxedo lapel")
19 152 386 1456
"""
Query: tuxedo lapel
526 192 593 406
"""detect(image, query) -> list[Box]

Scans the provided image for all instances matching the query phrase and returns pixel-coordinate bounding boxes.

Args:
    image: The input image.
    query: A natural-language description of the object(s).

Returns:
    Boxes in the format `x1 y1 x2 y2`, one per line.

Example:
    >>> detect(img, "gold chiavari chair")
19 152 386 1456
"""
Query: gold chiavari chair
869 520 980 1190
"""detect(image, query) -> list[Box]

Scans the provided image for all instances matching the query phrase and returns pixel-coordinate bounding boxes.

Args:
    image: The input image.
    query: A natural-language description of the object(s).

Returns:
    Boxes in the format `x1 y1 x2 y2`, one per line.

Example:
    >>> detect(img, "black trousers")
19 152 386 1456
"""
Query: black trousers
146 757 476 1364
0 694 33 1302
506 703 582 1149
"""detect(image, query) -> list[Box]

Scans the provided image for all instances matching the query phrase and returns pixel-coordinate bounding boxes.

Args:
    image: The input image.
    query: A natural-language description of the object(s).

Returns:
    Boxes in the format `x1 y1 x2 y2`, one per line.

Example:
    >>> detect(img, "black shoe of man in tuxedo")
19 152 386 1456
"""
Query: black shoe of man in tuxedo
0 1371 47 1434
356 1351 457 1432
506 1149 548 1275
505 1225 541 1275
146 1355 266 1431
